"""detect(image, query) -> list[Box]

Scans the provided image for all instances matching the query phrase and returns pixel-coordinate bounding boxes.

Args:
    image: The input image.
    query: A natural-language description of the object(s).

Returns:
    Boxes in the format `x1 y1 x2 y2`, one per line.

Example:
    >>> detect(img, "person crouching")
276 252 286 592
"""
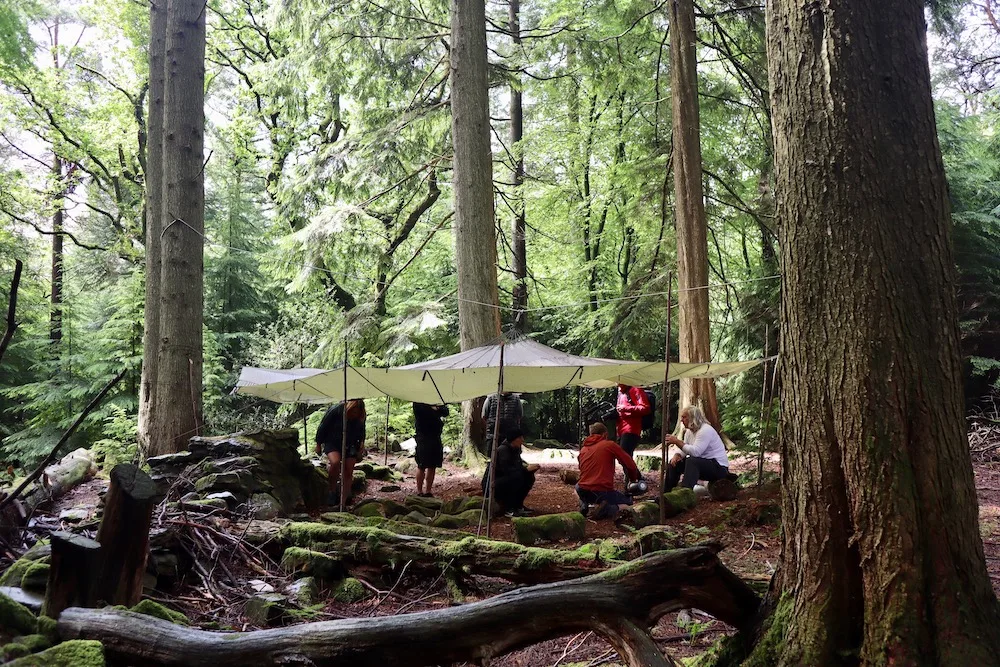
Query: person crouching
481 429 538 517
576 422 642 520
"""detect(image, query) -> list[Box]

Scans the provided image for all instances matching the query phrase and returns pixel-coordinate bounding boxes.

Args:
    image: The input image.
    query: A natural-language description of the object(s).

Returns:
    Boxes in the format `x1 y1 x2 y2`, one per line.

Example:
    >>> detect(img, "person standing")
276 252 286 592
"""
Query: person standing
412 402 449 498
315 399 367 507
664 404 729 490
615 384 650 456
576 422 642 520
482 391 523 448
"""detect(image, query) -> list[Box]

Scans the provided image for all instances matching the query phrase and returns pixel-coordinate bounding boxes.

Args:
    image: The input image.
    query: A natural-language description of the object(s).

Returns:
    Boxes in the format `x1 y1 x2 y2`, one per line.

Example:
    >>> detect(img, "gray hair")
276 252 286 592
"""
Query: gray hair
681 405 707 430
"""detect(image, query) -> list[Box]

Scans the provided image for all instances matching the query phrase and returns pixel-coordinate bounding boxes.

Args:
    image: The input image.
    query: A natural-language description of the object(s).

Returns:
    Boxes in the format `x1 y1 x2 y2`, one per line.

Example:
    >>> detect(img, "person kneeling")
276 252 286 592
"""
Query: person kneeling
664 404 730 491
576 422 642 520
482 429 538 517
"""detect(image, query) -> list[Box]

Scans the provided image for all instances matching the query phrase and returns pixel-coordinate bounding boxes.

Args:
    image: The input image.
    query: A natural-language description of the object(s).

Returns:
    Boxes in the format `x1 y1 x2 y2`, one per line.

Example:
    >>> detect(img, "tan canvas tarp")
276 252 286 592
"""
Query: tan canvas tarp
234 339 765 405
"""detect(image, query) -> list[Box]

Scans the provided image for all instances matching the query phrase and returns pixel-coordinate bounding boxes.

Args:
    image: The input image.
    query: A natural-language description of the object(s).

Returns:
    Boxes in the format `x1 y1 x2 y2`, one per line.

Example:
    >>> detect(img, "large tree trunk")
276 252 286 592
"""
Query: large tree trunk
750 0 1000 663
509 0 527 333
138 0 167 458
150 0 206 456
49 156 64 346
450 0 500 462
669 0 719 427
58 547 759 667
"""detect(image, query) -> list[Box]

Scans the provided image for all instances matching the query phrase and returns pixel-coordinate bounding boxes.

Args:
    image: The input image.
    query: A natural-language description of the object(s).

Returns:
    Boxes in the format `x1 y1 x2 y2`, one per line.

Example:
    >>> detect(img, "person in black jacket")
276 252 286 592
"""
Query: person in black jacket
315 399 366 507
481 429 538 516
482 392 523 451
412 402 449 498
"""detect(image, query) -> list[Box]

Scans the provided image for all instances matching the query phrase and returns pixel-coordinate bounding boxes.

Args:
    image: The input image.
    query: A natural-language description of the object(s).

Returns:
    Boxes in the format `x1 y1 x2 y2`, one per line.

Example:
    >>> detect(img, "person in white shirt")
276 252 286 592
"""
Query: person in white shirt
663 404 730 490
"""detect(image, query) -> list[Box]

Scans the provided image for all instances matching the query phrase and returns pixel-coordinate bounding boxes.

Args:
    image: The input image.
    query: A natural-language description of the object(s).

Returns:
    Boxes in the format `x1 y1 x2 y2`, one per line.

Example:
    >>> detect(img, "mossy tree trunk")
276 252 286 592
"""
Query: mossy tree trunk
753 0 1000 663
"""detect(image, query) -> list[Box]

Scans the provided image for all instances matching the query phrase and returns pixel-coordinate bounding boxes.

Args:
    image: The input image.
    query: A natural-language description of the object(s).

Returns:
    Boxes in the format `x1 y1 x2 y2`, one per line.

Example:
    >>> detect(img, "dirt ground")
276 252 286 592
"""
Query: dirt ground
18 445 1000 667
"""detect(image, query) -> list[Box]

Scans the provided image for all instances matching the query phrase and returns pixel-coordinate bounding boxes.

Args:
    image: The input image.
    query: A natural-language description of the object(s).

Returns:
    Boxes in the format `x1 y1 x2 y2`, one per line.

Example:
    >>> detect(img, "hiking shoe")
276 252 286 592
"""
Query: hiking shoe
510 507 533 517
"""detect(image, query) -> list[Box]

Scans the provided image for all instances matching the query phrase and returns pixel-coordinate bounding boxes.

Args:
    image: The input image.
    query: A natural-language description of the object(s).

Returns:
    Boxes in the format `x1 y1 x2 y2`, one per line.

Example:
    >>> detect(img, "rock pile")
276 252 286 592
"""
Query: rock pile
146 430 328 519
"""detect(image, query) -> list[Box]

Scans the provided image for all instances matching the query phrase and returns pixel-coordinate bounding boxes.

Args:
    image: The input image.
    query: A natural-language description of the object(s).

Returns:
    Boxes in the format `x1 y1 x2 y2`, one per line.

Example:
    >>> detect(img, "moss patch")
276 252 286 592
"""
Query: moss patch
440 496 484 515
0 560 32 587
713 594 793 667
0 592 38 635
34 616 57 644
131 599 189 625
662 487 697 518
20 562 50 592
511 512 586 545
280 547 343 580
3 643 30 660
5 639 105 666
430 509 482 529
403 494 443 513
14 634 50 652
333 577 367 603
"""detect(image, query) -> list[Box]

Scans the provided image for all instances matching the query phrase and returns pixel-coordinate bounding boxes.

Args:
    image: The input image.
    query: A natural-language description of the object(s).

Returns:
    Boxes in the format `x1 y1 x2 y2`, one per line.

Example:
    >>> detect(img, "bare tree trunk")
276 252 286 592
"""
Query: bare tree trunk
138 0 167 457
50 156 64 346
450 0 500 462
149 0 205 456
509 0 527 333
670 0 719 426
736 0 1000 663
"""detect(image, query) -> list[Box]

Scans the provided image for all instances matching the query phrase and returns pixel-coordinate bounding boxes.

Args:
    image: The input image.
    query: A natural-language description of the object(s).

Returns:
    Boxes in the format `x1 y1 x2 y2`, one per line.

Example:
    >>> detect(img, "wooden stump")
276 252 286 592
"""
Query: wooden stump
44 531 102 618
95 464 157 606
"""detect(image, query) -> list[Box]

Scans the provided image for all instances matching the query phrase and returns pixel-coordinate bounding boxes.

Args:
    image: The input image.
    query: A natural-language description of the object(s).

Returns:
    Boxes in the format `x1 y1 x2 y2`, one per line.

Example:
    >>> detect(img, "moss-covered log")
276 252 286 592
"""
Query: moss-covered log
57 547 760 667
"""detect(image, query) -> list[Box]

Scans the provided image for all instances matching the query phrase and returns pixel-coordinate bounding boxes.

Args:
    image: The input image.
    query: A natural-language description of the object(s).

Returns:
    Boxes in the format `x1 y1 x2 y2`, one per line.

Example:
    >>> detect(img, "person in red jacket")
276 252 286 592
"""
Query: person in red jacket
616 384 650 456
576 422 642 520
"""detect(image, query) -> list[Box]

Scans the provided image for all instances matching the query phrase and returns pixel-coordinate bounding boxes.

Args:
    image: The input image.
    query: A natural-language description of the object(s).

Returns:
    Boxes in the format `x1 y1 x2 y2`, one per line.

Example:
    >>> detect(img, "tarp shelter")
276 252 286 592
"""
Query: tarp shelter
234 338 765 405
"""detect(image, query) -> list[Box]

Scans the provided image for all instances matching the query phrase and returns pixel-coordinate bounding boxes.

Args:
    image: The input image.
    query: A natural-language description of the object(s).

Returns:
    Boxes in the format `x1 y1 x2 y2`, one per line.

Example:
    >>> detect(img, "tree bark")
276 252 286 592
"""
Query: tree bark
0 259 23 366
151 0 206 455
139 0 167 458
49 156 64 346
95 464 157 606
669 0 719 426
754 0 1000 663
44 531 103 618
58 547 759 667
509 0 527 333
450 0 501 462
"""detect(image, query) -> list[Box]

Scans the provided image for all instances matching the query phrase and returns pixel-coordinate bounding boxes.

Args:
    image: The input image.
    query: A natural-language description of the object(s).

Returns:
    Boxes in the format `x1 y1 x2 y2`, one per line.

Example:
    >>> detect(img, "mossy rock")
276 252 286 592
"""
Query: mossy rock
132 599 188 625
0 543 49 588
194 471 255 495
636 456 661 472
13 634 50 652
333 577 368 603
351 470 368 494
352 499 384 518
661 488 697 518
403 494 443 513
439 496 484 515
3 643 30 660
558 469 580 485
0 592 38 636
286 577 319 607
355 462 401 481
511 512 586 545
5 640 104 666
380 499 409 518
179 498 228 511
244 593 289 626
19 562 49 593
34 616 57 644
402 510 432 525
280 547 343 580
622 501 661 529
250 493 283 519
430 509 482 529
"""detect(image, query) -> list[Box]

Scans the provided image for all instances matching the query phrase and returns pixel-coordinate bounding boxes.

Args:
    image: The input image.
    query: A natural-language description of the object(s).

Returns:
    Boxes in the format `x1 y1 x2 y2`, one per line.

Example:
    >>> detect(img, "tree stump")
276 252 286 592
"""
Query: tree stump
44 531 102 618
95 464 157 606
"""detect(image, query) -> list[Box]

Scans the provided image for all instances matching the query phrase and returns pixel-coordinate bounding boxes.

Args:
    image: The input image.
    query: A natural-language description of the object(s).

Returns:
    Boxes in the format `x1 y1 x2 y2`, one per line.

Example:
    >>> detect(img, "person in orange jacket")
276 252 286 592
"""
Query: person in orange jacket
576 422 642 520
615 384 650 456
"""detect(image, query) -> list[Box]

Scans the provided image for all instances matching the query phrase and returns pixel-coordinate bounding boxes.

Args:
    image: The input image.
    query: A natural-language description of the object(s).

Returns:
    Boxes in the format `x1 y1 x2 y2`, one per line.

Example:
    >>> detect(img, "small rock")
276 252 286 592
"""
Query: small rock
676 608 693 628
692 484 710 498
394 458 415 474
402 510 432 525
58 508 91 523
286 577 318 607
0 587 43 614
250 493 283 520
379 484 401 493
205 491 239 506
558 469 580 485
249 579 275 593
511 512 586 545
708 478 739 502
244 593 288 626
333 577 368 603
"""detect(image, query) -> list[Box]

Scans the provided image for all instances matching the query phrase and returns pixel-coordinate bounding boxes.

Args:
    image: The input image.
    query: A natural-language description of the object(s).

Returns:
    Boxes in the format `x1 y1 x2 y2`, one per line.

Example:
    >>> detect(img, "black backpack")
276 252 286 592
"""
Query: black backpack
641 390 656 430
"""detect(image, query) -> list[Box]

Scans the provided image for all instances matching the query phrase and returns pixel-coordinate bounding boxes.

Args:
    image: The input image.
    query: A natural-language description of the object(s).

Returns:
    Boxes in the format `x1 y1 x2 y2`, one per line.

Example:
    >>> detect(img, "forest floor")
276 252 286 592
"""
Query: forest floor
17 443 1000 667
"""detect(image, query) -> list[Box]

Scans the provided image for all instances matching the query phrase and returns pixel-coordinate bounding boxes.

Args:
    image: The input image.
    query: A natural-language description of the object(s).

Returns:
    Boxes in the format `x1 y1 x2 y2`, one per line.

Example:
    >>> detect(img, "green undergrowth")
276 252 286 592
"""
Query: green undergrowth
4 640 104 666
132 599 189 625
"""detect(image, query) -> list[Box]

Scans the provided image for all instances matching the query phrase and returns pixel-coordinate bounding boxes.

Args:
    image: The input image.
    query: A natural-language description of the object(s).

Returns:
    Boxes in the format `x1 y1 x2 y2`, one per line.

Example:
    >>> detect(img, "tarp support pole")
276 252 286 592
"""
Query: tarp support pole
384 396 391 467
480 342 505 539
340 341 349 513
659 272 673 525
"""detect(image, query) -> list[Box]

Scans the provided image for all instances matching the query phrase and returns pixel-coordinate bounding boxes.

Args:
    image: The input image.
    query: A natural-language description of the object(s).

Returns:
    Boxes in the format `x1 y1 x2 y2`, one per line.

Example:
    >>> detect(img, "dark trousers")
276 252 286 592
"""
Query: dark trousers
666 456 729 490
576 486 633 509
494 471 535 511
619 432 640 455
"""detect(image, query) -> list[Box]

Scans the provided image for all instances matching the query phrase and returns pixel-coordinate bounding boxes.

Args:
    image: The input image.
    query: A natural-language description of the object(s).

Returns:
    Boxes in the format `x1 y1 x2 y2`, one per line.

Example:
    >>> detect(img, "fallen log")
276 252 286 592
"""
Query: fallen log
58 546 760 667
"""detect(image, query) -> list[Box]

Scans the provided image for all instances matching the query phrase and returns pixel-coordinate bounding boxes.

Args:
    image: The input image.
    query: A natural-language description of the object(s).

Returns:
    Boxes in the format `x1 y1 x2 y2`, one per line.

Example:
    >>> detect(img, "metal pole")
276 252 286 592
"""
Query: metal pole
383 395 391 467
577 386 584 443
756 325 770 486
659 272 673 525
482 342 506 539
339 340 348 512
